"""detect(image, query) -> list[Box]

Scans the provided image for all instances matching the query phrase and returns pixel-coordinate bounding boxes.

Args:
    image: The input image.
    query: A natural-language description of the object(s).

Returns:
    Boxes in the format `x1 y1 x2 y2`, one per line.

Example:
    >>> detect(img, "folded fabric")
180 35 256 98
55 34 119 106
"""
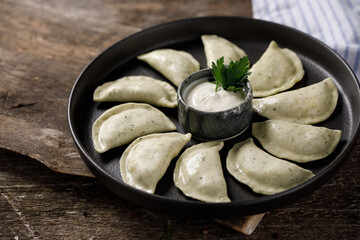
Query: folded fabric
252 0 360 81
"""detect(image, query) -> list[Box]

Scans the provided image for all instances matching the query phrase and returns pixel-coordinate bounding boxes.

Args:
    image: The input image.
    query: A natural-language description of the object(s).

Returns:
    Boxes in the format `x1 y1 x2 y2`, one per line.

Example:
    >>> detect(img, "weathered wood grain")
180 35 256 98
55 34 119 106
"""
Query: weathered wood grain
0 0 141 177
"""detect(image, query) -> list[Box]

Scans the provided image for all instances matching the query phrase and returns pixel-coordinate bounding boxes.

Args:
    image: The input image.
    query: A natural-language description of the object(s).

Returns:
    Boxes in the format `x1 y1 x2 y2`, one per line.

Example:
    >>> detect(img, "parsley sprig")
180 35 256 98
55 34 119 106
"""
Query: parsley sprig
211 56 251 92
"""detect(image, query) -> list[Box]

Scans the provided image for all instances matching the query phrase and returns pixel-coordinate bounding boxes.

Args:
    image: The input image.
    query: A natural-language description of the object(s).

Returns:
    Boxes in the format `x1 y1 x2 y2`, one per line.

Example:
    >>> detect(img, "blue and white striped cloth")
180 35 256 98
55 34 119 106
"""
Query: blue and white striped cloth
252 0 360 81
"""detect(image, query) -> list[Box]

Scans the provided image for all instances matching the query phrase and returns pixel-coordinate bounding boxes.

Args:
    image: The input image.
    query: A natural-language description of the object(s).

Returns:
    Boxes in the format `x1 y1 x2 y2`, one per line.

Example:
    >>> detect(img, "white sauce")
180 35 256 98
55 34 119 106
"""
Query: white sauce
184 78 246 112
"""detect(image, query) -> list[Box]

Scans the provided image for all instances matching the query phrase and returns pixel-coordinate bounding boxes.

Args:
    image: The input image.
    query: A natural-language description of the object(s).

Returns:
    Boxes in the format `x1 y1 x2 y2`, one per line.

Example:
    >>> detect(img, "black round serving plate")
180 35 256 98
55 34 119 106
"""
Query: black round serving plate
68 17 360 218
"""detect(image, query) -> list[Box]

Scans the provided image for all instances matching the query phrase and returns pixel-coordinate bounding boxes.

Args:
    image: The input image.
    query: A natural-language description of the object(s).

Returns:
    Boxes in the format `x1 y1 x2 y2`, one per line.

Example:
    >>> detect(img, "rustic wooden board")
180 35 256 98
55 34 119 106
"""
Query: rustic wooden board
0 0 142 177
0 0 265 235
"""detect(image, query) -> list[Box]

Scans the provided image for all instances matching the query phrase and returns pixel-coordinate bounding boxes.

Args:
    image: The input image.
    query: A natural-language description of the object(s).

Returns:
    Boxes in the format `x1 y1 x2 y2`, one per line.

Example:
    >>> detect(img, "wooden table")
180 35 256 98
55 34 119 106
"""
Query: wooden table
1 1 359 239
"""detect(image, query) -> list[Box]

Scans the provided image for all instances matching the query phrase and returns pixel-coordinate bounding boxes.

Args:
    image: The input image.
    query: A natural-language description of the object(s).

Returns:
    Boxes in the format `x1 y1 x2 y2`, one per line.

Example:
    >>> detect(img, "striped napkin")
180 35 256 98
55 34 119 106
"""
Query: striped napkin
252 0 360 81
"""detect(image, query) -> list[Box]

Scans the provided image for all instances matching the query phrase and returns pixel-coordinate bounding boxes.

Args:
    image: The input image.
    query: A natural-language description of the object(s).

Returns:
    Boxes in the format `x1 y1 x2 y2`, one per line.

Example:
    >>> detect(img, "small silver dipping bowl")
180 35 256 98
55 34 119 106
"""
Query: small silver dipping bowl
178 68 253 141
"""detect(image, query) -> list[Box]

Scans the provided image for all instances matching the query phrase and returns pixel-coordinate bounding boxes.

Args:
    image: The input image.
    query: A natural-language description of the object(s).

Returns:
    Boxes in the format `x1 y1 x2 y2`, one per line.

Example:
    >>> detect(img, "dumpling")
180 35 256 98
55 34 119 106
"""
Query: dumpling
253 78 338 124
120 132 191 193
93 76 177 108
92 103 176 153
226 138 314 195
137 49 200 87
201 34 247 67
173 141 230 203
248 41 304 97
252 120 342 162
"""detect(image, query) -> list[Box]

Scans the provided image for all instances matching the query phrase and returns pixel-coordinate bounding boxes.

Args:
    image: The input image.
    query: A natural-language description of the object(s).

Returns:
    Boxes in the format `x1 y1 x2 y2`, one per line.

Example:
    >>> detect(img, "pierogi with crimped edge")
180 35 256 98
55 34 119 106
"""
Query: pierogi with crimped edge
226 138 315 195
93 76 177 108
249 41 304 97
92 103 176 153
120 132 191 194
201 34 247 67
253 78 338 124
252 120 342 162
173 141 231 203
137 49 200 87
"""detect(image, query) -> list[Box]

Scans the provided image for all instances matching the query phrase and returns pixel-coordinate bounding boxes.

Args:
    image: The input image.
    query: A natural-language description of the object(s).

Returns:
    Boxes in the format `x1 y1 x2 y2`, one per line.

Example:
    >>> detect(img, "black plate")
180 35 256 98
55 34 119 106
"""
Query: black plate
68 17 360 218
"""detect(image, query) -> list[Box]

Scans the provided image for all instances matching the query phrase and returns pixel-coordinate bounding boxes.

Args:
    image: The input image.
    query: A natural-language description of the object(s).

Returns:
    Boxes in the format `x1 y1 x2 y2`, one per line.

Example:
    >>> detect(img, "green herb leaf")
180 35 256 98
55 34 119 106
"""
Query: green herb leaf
210 56 251 92
211 57 226 92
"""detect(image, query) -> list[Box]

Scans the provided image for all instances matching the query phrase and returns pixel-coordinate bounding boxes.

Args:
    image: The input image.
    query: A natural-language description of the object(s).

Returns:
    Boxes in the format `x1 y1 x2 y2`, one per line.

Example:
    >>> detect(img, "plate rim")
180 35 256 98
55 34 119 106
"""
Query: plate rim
68 16 360 217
